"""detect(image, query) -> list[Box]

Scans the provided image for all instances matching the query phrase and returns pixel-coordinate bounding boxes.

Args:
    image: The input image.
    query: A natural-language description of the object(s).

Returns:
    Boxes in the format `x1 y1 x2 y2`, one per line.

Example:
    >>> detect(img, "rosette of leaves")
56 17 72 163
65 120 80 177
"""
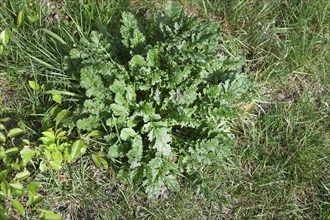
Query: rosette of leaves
69 4 251 198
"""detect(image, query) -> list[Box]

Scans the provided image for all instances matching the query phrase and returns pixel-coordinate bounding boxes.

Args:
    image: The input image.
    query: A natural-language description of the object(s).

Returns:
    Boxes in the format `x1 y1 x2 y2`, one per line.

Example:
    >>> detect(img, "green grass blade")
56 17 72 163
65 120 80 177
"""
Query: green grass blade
39 28 67 45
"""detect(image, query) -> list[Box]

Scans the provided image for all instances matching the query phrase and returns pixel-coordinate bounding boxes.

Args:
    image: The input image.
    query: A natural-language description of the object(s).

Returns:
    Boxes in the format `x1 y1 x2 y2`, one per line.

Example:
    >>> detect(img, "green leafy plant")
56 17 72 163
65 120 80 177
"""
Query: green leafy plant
0 121 43 218
0 29 10 56
0 114 87 218
68 4 251 198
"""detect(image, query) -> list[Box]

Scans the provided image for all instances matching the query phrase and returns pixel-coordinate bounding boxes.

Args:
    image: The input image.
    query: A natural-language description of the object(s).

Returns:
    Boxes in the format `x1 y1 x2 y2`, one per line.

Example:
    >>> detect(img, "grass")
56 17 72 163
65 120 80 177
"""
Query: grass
1 0 329 219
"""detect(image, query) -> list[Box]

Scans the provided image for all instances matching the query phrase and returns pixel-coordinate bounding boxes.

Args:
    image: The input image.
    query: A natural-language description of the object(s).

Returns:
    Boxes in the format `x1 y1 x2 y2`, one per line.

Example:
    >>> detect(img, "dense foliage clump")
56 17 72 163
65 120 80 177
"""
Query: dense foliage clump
69 5 251 197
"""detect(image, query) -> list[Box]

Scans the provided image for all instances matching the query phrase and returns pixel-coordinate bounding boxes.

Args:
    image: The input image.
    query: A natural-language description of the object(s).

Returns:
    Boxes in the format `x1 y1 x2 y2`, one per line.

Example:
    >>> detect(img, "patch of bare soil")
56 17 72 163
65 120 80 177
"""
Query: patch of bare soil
42 0 68 23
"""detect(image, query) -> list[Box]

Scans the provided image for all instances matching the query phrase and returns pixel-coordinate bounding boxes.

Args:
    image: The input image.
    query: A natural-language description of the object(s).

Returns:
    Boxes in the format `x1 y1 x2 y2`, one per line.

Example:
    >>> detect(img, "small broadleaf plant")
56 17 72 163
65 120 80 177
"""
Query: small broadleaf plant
68 4 251 198
0 115 85 218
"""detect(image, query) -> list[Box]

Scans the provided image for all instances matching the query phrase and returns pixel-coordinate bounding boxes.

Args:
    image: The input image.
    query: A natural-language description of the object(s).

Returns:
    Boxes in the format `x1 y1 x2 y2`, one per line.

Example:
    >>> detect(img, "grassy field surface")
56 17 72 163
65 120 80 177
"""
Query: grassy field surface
0 0 329 219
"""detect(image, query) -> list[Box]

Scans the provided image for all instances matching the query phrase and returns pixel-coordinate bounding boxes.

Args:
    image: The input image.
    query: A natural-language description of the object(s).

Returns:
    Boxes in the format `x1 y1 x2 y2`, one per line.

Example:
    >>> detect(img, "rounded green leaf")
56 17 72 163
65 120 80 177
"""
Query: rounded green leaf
39 161 47 172
55 109 71 127
92 154 101 166
0 170 8 182
28 80 40 91
55 130 66 139
0 123 5 130
17 11 24 27
49 161 62 170
0 133 6 143
0 207 8 219
12 163 21 170
9 182 24 191
44 149 52 161
1 180 9 196
22 139 31 145
49 106 62 117
12 200 25 216
100 157 109 170
10 182 24 196
0 30 10 45
52 151 63 163
92 154 108 169
27 194 43 206
7 128 24 138
39 137 53 145
5 147 20 155
14 170 31 181
27 15 39 23
108 145 122 158
120 128 136 141
20 148 35 166
69 139 87 162
42 211 62 220
27 182 41 198
0 149 5 159
52 93 62 104
42 131 55 142
87 130 104 138
0 45 3 56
